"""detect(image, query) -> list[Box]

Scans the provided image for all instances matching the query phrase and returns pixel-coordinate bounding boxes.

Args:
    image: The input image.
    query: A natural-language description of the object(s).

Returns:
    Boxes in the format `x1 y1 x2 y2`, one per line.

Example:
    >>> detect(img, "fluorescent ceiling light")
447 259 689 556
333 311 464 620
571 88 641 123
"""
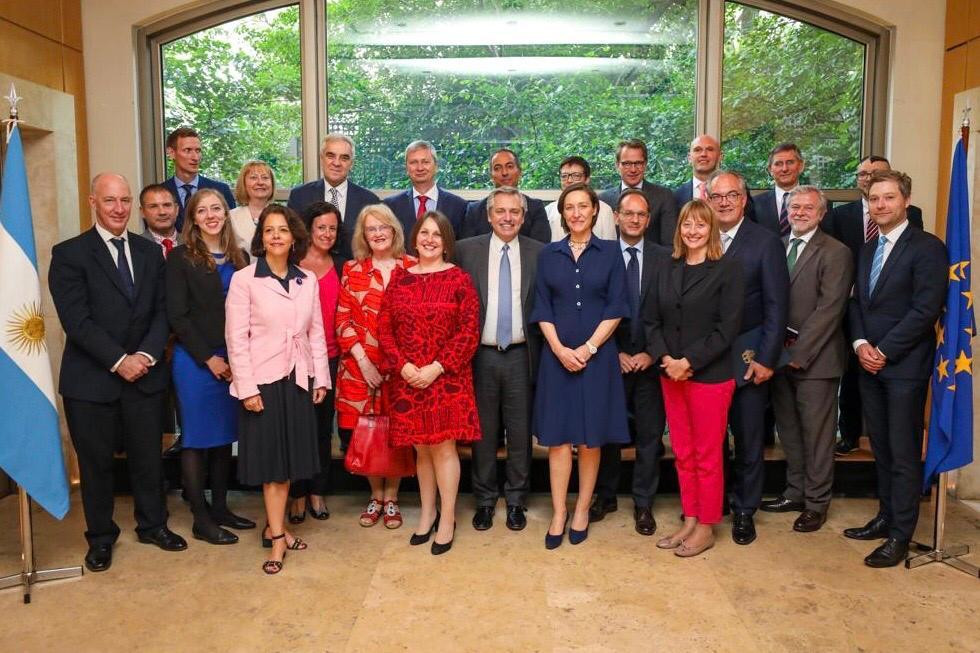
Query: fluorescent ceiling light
351 56 661 76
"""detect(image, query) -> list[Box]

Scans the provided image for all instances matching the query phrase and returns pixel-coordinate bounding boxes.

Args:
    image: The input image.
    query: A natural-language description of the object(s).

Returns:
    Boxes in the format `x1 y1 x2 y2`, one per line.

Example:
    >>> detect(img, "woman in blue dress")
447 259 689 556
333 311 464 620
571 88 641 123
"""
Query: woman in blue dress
531 182 630 549
166 189 254 545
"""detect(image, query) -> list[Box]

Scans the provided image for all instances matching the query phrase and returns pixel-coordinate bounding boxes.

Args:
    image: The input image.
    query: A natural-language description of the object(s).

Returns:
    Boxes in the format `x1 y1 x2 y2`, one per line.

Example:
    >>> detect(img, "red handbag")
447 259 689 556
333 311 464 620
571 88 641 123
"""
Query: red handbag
344 391 415 477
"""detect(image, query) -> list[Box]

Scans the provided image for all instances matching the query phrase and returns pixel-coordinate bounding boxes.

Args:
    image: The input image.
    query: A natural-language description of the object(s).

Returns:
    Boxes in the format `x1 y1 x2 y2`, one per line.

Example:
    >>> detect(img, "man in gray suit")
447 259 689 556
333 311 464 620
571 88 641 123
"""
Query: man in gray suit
456 186 544 532
139 184 182 258
762 186 853 532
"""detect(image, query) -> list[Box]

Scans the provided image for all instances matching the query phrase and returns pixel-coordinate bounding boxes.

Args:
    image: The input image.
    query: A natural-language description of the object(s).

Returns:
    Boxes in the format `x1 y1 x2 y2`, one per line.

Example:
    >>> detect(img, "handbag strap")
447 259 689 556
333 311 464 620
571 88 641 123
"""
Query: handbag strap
364 388 381 416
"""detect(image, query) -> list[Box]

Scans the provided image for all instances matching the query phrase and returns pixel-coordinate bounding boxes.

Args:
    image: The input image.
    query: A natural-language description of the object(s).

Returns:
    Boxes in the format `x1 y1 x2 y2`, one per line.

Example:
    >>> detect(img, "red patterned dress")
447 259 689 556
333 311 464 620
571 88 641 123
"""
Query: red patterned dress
378 266 482 446
335 255 416 429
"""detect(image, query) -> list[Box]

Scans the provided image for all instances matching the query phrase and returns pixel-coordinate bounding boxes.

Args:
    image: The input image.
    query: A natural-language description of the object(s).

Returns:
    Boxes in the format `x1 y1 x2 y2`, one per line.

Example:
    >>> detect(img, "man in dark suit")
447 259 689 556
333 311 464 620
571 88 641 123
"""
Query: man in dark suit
456 187 544 532
707 170 790 545
762 187 853 533
598 138 678 246
139 184 182 258
822 155 925 455
843 170 947 568
287 133 380 259
459 148 550 243
589 189 669 536
383 140 468 240
752 143 804 236
49 173 188 573
673 134 722 207
162 127 236 233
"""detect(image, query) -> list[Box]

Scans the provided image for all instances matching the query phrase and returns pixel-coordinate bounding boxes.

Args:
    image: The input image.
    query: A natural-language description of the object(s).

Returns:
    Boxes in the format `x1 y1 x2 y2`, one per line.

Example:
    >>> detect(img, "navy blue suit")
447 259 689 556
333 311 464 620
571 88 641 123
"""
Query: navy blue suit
163 175 236 233
459 194 550 243
287 179 380 260
751 189 784 235
848 223 946 541
723 218 790 515
383 187 468 241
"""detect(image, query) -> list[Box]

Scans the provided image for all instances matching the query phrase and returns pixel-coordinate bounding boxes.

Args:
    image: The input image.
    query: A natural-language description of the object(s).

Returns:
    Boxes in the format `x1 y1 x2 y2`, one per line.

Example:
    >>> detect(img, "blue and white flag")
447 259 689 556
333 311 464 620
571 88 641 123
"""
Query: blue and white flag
0 124 69 518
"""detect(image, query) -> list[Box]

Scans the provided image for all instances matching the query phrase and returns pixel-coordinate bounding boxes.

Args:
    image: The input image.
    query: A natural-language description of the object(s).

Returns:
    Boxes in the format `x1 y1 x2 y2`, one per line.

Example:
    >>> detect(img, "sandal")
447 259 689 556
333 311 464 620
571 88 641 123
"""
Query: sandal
382 500 403 529
263 533 287 574
359 498 383 527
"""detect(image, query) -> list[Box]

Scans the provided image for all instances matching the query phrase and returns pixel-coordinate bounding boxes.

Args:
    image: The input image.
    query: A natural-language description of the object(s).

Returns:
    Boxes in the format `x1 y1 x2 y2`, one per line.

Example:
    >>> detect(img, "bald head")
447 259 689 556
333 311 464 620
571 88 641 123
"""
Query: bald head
89 173 133 236
688 135 722 180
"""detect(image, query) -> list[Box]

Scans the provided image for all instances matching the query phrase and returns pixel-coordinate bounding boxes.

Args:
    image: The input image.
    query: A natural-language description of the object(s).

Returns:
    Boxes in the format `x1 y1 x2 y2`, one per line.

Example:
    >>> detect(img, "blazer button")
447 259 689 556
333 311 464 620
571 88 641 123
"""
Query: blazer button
576 301 581 306
575 284 580 289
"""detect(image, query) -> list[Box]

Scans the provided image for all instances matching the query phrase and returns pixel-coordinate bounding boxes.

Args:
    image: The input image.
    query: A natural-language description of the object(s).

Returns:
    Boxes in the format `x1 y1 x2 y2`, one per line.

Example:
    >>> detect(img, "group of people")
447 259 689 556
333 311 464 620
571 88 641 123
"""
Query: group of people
47 127 948 576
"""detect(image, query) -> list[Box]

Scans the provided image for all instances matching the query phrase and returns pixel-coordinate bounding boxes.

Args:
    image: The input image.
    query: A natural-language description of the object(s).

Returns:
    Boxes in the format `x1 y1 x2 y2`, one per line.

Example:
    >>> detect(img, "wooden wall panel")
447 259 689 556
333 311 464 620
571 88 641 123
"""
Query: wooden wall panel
949 0 971 48
60 0 82 51
0 0 62 42
62 46 89 223
0 19 65 89
937 46 968 233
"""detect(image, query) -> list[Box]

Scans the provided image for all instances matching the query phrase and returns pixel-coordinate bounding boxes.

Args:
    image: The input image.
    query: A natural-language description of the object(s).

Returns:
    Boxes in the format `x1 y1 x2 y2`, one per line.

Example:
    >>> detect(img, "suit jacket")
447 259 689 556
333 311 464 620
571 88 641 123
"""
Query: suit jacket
781 229 853 378
599 180 678 247
615 241 671 356
383 187 469 240
49 227 171 402
723 219 790 368
823 199 924 267
165 245 248 365
847 224 948 380
459 194 550 243
455 234 544 379
643 255 745 383
286 179 381 260
163 175 236 233
751 189 785 235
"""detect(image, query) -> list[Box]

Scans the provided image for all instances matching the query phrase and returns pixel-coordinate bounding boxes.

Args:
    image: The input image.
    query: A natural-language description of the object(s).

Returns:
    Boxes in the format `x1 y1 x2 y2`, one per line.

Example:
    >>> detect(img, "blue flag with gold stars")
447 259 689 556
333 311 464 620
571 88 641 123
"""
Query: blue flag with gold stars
924 138 974 490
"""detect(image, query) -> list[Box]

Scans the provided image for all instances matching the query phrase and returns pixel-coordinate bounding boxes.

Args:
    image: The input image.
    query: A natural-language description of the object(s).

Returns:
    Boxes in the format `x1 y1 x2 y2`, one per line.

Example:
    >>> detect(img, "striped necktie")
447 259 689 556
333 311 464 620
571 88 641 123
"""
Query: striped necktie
868 235 887 293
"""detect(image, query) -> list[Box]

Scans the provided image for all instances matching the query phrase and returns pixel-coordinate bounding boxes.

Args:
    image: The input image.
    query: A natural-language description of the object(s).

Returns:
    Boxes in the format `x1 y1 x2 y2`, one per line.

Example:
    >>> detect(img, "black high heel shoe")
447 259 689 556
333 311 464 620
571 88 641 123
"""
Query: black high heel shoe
410 512 440 546
545 515 569 550
288 501 306 524
431 521 455 555
307 497 330 521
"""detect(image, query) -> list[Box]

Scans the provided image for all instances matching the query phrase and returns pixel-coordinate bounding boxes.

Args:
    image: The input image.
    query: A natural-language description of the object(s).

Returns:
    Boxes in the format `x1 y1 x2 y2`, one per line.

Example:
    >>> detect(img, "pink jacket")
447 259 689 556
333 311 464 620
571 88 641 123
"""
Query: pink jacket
225 262 331 399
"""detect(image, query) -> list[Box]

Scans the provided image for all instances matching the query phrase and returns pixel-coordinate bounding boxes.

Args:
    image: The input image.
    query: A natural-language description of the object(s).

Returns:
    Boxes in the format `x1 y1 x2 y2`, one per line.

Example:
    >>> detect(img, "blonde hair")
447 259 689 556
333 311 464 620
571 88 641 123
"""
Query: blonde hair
672 199 724 261
351 204 405 261
234 160 275 205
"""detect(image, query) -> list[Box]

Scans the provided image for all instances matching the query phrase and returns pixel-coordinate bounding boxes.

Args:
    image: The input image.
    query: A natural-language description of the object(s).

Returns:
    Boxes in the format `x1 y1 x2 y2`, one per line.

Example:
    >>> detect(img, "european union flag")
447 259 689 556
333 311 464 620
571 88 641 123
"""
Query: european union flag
924 137 975 490
0 125 70 518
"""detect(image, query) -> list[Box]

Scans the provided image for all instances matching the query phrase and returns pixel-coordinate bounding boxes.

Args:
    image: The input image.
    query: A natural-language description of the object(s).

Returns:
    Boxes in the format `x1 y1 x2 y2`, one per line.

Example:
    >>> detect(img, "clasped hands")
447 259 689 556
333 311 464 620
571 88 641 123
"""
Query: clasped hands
555 344 593 372
243 386 326 413
660 355 692 381
115 353 153 382
401 362 442 389
619 352 654 374
856 342 887 374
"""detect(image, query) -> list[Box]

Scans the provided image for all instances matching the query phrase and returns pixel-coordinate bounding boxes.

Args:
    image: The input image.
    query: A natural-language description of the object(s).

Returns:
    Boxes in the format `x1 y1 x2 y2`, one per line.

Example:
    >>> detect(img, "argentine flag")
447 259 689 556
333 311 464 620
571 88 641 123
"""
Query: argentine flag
0 124 69 518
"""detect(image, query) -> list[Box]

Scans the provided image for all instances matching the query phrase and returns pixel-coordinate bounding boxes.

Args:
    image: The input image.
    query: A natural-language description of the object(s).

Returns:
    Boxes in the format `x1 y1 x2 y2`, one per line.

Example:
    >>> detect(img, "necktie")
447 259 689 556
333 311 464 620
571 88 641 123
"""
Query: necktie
181 184 195 207
786 238 802 272
698 181 707 200
868 235 887 294
328 186 340 214
864 212 879 243
416 195 428 221
162 238 174 258
626 247 641 343
721 233 732 254
778 192 790 236
111 238 135 299
496 244 512 350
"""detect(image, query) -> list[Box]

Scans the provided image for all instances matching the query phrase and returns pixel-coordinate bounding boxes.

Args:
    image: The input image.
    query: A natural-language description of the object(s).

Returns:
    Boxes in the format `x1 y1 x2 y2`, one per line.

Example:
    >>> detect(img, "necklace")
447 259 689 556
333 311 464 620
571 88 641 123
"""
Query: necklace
569 239 590 251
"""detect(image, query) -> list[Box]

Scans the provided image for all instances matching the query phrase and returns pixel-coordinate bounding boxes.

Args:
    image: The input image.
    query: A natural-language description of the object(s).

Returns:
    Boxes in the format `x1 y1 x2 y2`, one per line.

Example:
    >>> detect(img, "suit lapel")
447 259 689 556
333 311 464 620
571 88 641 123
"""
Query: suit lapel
790 231 821 284
871 227 912 300
258 276 291 299
475 235 491 312
517 237 533 306
639 246 656 297
669 258 684 299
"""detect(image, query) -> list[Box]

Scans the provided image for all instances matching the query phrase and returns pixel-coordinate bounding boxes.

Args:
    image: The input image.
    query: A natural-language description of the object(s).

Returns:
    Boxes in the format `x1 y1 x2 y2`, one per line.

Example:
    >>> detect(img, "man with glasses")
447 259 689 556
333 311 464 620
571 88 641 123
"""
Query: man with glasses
706 170 789 546
753 143 805 236
599 139 678 246
544 155 616 241
459 148 550 243
823 156 924 455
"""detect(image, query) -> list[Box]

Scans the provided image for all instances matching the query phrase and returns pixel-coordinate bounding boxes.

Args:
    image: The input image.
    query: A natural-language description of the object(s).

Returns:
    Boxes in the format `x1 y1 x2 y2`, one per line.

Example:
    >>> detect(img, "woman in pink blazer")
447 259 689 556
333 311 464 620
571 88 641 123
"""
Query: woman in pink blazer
226 204 330 575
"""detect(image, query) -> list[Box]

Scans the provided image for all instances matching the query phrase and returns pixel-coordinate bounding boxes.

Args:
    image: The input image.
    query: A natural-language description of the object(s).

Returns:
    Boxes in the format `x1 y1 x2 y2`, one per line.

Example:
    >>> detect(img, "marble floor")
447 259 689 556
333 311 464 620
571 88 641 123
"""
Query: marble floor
1 491 978 652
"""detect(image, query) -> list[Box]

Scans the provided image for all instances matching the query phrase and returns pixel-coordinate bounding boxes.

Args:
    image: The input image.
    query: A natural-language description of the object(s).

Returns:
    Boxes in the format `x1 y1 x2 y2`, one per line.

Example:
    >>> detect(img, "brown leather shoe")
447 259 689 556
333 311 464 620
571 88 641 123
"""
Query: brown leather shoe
793 509 827 533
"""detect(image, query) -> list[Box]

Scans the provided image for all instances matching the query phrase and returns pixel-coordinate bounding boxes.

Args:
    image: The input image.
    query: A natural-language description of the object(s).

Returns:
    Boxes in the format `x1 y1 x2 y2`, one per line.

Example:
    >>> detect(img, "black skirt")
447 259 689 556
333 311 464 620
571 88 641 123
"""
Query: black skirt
237 372 320 486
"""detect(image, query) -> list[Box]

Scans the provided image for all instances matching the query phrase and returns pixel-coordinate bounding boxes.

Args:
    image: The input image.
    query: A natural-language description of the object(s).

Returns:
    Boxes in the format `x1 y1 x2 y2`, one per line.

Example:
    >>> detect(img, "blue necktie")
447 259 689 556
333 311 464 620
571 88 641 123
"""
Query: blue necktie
496 243 512 349
868 235 887 294
181 183 195 207
111 238 135 299
626 247 641 343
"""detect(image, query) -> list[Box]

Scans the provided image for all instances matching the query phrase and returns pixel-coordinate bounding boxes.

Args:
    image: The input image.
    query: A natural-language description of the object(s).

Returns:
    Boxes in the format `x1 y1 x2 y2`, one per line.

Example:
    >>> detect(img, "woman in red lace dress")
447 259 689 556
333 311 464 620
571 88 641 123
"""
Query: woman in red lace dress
335 204 416 529
378 211 481 555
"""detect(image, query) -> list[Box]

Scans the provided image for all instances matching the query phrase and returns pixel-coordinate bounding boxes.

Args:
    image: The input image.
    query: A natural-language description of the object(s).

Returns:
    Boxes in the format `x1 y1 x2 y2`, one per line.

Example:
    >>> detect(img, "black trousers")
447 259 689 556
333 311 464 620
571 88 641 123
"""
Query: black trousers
291 357 339 498
729 380 769 515
837 352 864 443
64 385 167 546
596 370 666 508
859 372 928 542
470 345 532 508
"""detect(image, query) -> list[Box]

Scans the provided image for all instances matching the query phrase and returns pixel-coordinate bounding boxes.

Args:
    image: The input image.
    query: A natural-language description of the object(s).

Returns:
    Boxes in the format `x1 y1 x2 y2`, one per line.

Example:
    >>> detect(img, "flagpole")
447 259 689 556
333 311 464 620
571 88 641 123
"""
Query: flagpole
906 110 978 577
0 85 83 603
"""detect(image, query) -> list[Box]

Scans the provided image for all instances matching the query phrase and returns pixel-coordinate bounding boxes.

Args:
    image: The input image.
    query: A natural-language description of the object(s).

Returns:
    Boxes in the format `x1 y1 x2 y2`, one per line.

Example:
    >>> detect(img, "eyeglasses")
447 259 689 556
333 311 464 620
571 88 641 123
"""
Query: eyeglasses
619 160 646 169
364 225 393 234
856 171 873 179
559 172 585 182
708 191 742 204
618 210 649 220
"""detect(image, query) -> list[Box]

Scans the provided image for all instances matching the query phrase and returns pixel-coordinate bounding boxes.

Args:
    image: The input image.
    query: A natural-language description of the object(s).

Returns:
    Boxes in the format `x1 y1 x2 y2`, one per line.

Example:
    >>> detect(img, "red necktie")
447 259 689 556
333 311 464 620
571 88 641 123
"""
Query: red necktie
416 195 428 221
162 238 174 258
864 213 879 242
698 182 707 200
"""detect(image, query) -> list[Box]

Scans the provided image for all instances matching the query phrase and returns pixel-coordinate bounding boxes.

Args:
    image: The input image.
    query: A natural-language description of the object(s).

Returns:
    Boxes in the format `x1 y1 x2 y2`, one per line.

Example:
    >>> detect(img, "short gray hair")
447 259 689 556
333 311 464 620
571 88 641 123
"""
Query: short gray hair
405 140 437 164
321 133 355 158
788 185 827 215
486 186 526 215
705 169 748 197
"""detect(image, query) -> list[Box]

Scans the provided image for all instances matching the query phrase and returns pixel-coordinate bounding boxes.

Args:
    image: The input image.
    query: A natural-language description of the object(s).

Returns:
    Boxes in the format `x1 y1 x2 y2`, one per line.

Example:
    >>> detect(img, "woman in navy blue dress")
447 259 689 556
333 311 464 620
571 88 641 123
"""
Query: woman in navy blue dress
531 182 630 549
167 189 254 545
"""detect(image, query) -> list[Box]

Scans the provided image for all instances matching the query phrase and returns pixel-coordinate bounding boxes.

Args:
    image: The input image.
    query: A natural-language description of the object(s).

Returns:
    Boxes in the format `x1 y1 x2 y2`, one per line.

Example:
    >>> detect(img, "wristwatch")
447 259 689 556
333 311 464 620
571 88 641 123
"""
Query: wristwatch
585 340 598 355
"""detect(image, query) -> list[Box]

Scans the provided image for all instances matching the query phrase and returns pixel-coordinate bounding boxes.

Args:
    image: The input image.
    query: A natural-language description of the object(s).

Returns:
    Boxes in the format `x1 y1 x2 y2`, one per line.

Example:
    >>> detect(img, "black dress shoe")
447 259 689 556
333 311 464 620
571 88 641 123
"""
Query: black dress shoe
213 509 256 530
506 505 527 531
307 500 330 521
634 507 657 536
137 527 188 551
732 513 757 545
793 510 827 533
84 543 113 572
843 516 889 540
192 523 239 545
472 505 494 531
760 496 805 512
864 537 909 568
834 439 859 456
588 498 617 523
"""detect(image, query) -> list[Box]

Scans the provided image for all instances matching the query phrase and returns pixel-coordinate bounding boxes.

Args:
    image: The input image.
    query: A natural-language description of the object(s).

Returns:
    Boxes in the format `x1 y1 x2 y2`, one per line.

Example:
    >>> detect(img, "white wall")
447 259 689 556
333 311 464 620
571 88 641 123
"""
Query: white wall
81 0 947 225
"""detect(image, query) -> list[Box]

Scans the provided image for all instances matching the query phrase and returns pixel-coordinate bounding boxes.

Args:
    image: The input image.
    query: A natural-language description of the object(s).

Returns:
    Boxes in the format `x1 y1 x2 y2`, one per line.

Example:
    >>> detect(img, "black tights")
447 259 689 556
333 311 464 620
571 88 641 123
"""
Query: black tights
181 444 232 527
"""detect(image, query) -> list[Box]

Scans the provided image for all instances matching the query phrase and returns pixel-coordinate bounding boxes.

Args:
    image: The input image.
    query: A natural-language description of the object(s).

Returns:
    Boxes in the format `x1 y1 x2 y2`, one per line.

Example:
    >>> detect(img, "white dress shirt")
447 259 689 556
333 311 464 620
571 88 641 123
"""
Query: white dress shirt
544 200 616 242
481 233 525 346
786 225 818 257
851 218 911 354
324 178 349 221
173 174 200 206
720 218 745 253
